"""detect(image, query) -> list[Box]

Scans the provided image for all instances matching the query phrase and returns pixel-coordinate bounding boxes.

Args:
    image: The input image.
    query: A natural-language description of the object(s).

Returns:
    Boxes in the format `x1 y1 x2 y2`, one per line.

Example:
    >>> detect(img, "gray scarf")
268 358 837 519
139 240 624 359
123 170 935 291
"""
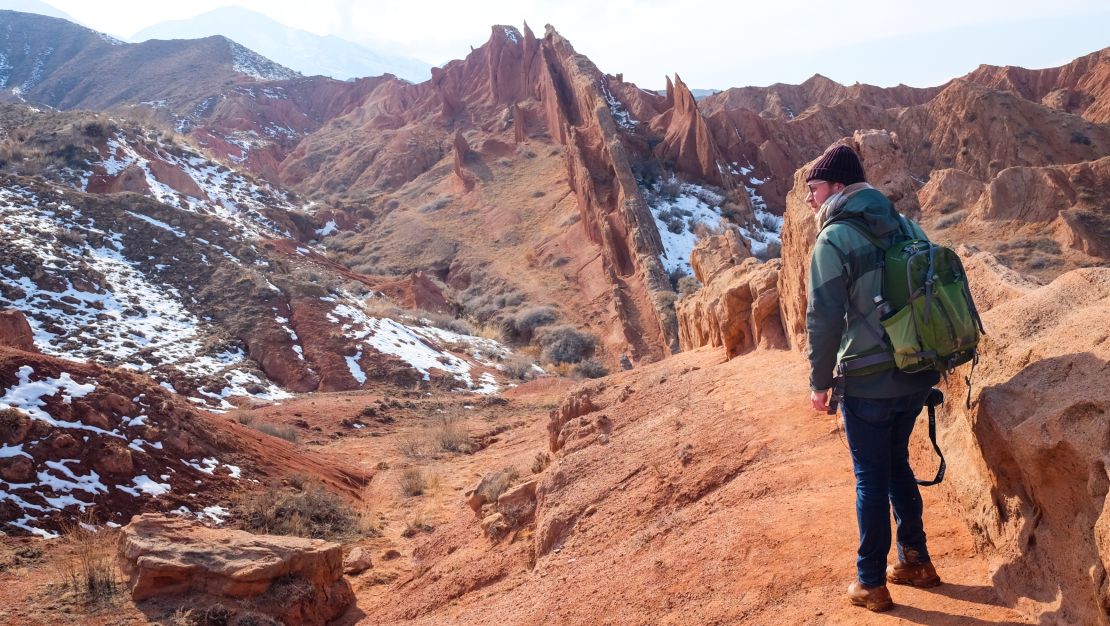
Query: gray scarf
814 182 874 231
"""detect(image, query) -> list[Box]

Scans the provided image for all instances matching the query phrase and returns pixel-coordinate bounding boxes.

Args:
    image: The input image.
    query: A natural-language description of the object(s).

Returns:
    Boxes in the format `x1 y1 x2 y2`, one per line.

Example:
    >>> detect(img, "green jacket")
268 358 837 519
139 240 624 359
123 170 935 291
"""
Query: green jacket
806 185 940 398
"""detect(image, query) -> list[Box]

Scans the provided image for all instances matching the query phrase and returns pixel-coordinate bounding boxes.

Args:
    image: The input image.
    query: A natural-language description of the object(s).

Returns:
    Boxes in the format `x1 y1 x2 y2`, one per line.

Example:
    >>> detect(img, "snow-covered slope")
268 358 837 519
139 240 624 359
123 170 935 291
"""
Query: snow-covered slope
133 6 432 82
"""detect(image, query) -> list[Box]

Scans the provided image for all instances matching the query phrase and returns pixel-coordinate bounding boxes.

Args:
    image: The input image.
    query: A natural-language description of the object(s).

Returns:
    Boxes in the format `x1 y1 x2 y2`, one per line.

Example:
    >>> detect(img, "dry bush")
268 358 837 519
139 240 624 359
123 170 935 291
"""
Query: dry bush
509 306 559 342
400 512 434 538
251 422 299 444
531 452 551 474
934 210 967 230
61 518 120 602
677 275 701 298
235 480 365 540
431 415 473 453
536 325 596 364
501 354 537 380
395 431 430 459
574 358 609 379
399 468 427 497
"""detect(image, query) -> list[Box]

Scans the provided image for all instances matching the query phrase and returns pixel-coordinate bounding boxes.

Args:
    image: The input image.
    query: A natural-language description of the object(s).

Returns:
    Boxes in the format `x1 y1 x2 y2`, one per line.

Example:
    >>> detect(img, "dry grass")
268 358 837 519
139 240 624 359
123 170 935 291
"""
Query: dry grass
60 517 120 603
399 468 428 497
250 422 300 443
430 415 473 453
234 480 370 540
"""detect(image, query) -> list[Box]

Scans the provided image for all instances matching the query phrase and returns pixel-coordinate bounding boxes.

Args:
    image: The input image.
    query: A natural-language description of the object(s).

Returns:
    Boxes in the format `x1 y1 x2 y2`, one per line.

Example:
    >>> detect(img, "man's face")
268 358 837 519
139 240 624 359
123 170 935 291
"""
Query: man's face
805 179 842 211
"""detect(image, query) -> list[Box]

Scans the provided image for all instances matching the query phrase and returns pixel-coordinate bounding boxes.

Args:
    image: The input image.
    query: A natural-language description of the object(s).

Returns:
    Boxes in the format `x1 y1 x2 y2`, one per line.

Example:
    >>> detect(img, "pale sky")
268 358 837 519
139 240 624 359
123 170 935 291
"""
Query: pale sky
15 0 1110 89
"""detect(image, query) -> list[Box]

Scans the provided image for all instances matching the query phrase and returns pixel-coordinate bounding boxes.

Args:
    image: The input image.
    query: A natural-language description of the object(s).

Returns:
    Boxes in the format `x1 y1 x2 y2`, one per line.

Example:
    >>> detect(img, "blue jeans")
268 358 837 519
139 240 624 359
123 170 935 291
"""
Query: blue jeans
842 390 931 587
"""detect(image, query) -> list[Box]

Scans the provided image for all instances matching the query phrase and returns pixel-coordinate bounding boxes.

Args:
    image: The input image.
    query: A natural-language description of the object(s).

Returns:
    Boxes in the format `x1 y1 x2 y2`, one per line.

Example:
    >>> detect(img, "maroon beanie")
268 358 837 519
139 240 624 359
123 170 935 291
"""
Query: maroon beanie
805 145 866 185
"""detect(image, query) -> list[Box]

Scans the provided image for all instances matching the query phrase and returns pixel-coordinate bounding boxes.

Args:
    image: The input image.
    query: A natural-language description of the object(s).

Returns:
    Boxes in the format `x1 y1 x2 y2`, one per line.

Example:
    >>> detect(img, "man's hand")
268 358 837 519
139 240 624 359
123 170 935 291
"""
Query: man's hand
811 389 830 413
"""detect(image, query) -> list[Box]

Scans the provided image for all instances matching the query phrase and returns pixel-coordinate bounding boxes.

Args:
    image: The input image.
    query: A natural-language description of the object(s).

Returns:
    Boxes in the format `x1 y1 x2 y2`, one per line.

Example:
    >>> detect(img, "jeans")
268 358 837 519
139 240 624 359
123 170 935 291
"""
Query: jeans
842 390 931 587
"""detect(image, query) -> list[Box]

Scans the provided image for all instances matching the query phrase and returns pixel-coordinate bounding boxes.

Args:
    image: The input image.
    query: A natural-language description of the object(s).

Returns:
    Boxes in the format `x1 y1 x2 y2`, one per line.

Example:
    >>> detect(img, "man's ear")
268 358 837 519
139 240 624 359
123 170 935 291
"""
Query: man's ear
831 182 847 193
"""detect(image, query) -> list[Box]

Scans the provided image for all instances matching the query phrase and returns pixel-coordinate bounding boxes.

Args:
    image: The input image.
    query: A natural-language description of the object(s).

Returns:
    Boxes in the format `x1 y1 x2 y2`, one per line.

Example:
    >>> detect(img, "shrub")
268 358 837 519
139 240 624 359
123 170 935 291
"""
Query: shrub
431 416 472 453
574 359 609 379
395 432 429 459
477 467 520 503
501 355 536 380
419 197 450 213
536 325 596 364
531 452 551 474
399 468 427 497
251 422 299 443
61 518 119 602
511 306 559 342
236 480 364 540
677 275 701 297
934 210 966 230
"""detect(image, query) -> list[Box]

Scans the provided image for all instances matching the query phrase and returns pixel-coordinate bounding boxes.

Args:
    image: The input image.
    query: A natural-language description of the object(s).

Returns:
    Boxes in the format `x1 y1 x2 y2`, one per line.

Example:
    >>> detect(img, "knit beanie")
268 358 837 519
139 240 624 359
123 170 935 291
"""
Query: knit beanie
805 145 866 185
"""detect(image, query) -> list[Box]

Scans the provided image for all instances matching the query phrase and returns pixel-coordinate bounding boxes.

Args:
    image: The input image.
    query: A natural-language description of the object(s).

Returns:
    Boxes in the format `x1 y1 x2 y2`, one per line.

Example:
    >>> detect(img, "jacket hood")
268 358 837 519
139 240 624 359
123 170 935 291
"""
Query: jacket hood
824 186 904 238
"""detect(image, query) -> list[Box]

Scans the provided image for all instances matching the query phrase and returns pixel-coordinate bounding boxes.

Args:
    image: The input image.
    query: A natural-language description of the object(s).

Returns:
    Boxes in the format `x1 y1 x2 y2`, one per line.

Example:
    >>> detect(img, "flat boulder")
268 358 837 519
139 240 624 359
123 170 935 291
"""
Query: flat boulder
117 513 353 626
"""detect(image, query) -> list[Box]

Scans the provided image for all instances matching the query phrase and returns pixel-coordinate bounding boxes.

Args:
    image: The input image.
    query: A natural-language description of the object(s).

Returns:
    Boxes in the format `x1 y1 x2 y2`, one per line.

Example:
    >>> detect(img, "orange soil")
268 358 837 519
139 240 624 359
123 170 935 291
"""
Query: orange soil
0 349 1032 625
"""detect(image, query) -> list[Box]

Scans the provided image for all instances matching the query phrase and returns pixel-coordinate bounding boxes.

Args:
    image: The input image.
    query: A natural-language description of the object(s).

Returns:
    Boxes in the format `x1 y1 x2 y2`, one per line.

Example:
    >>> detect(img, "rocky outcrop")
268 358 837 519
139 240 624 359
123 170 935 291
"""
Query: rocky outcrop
919 157 1110 267
118 513 354 625
654 74 735 190
936 268 1110 625
676 258 785 357
689 228 752 285
452 130 476 191
0 310 36 352
962 46 1110 123
956 246 1039 313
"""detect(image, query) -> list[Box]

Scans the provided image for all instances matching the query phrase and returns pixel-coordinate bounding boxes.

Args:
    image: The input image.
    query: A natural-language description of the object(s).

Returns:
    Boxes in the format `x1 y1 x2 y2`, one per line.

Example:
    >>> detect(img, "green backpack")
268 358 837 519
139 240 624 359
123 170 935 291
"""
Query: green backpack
842 219 985 376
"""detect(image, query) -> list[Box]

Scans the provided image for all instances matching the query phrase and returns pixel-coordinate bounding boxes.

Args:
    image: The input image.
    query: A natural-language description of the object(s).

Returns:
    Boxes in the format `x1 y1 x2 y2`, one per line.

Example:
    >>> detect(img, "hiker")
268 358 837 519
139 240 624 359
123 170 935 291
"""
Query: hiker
804 145 943 612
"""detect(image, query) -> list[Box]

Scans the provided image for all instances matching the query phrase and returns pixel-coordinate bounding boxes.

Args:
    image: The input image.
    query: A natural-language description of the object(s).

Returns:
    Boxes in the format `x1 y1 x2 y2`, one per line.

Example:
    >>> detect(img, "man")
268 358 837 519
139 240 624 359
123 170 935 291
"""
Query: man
804 144 943 612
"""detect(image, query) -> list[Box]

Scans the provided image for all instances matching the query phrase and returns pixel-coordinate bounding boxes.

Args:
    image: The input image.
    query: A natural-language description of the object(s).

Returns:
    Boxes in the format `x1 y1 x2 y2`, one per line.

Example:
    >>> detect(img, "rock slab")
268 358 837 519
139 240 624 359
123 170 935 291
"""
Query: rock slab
117 513 353 626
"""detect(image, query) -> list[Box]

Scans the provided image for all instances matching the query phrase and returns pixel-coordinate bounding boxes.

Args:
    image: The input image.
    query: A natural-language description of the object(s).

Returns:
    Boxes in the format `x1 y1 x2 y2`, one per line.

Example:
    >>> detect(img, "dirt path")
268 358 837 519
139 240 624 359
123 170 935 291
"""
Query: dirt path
347 347 1034 625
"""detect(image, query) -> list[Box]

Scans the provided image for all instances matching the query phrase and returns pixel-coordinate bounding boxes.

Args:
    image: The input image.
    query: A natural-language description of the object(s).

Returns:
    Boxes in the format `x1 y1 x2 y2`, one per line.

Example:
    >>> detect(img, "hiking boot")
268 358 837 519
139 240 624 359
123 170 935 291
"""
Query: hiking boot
887 558 941 588
847 581 893 612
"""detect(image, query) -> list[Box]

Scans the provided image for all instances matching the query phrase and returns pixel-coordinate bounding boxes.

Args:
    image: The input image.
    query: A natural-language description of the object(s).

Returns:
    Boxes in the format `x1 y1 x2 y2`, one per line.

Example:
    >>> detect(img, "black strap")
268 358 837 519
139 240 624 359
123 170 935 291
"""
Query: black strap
916 388 946 486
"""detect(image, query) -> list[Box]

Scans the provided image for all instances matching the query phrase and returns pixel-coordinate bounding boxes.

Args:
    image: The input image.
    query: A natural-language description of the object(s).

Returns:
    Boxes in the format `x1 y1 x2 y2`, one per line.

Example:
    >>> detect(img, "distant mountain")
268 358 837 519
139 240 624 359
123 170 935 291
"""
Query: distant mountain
0 10 298 109
133 6 432 82
0 0 75 23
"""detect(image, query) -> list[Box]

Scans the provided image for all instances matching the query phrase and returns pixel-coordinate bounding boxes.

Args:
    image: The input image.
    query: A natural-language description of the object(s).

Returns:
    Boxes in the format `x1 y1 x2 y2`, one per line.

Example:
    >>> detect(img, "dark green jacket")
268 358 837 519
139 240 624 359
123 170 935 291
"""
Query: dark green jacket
806 186 940 398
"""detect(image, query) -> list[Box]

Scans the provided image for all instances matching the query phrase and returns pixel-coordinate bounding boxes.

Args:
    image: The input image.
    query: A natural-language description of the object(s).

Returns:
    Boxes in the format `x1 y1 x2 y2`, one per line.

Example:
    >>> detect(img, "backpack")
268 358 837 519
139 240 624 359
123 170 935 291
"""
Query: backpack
840 219 985 377
836 219 986 487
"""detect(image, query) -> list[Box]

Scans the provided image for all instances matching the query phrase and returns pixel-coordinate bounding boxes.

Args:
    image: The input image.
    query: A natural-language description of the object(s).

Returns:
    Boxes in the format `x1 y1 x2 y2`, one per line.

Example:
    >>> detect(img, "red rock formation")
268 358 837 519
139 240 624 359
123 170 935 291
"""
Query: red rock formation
654 74 736 190
938 267 1110 625
688 228 752 285
453 130 476 191
119 513 354 624
0 310 36 352
676 257 785 357
962 46 1110 123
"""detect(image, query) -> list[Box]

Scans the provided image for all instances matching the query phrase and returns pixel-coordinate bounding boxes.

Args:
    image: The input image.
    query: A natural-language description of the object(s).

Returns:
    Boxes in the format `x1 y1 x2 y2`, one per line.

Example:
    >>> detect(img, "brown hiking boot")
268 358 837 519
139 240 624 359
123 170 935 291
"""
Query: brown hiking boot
847 581 894 612
887 557 942 588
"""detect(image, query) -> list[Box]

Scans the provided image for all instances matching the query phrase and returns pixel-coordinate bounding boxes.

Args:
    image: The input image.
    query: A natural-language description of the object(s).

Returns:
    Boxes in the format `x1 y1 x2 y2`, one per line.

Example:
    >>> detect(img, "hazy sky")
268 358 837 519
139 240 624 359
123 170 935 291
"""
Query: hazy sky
16 0 1110 89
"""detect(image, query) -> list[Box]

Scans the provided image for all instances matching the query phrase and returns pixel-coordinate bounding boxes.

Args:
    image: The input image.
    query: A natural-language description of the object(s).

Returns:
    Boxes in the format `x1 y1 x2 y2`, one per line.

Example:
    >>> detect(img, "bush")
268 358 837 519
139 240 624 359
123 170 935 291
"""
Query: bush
536 325 596 364
511 306 559 342
236 480 364 540
501 354 537 380
251 422 299 443
419 197 450 213
399 468 428 497
477 467 520 503
934 210 966 230
431 416 472 453
677 275 701 297
61 518 119 602
574 358 609 379
531 452 551 474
